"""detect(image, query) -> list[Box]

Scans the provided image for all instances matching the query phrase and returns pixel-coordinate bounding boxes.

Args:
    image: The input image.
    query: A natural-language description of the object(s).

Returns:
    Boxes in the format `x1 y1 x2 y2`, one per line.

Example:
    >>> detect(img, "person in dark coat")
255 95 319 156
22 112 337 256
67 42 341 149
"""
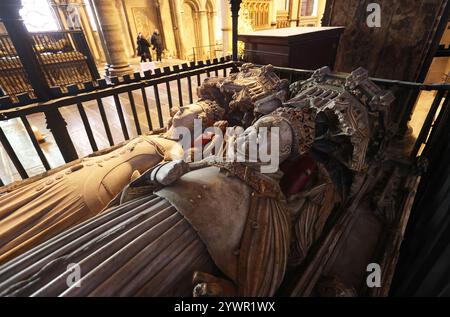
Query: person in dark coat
136 32 151 62
150 29 163 62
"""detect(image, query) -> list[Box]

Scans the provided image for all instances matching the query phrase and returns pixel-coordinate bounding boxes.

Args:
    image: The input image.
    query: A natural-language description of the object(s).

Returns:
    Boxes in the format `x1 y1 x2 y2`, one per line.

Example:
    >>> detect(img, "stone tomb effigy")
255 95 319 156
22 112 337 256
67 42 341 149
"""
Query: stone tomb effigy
0 64 416 297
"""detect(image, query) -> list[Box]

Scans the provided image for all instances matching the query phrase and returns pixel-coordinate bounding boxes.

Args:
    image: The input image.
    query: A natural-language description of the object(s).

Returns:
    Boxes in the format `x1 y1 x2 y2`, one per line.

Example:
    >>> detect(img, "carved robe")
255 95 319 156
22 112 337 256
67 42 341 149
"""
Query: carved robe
0 135 178 265
0 163 291 297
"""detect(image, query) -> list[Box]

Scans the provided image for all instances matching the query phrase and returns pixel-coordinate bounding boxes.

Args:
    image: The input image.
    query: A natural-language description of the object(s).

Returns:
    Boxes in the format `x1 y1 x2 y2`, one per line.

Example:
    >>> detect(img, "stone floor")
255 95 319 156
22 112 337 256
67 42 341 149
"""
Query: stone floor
0 59 223 185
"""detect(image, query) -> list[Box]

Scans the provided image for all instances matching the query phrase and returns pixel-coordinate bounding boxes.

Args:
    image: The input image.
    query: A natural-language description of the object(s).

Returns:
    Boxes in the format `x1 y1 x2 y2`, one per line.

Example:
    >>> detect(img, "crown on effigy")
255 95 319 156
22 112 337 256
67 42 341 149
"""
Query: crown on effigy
197 100 226 127
269 106 317 156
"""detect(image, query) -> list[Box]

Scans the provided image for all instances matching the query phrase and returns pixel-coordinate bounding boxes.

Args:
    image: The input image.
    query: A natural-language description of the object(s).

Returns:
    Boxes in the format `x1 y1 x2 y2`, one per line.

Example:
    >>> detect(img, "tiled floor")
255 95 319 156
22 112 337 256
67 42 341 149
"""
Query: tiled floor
0 59 220 185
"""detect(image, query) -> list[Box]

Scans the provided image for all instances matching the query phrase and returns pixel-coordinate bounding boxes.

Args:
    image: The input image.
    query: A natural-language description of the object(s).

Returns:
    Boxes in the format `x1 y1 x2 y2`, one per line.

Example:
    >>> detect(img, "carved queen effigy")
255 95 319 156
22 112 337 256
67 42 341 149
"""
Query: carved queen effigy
0 64 288 265
0 65 395 297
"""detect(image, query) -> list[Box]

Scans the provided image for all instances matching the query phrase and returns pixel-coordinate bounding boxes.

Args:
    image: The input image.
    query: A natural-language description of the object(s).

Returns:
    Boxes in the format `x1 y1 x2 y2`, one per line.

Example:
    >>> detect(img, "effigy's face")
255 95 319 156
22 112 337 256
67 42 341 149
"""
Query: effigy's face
234 115 294 165
171 103 204 131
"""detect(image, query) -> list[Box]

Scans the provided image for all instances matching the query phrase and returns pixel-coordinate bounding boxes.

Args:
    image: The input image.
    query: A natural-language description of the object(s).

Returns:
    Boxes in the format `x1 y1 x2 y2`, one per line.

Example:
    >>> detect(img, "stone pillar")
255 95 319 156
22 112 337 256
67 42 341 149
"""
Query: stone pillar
160 0 177 58
199 11 210 59
169 0 185 59
220 0 232 56
92 0 132 76
77 0 105 61
270 0 278 28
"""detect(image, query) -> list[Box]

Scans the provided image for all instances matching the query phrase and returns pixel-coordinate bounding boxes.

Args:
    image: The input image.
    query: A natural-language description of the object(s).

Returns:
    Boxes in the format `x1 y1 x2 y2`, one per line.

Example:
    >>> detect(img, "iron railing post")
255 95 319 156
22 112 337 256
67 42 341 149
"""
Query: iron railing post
229 0 242 62
72 30 101 80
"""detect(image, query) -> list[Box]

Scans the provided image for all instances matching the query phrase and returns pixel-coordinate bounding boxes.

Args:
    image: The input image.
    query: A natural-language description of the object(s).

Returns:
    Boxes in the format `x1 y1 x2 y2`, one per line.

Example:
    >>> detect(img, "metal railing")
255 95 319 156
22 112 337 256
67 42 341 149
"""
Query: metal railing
0 57 234 187
191 44 224 62
1 59 449 188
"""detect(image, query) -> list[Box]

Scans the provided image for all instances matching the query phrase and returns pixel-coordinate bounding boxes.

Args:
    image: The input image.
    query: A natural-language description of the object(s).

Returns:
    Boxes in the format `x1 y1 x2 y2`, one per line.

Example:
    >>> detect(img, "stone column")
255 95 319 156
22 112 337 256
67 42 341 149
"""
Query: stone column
169 0 185 59
270 0 278 28
77 0 105 61
220 0 232 56
92 0 132 76
198 10 210 59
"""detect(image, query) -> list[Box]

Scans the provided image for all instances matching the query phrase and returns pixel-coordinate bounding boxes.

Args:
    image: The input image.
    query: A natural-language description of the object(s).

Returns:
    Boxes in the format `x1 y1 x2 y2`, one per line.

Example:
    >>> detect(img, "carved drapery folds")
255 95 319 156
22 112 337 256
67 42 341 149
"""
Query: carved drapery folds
0 63 412 298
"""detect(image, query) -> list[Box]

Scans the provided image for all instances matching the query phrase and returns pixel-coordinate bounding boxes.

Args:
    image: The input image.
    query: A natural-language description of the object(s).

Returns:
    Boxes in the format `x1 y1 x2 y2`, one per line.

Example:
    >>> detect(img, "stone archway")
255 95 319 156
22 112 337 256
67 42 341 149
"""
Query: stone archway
181 0 202 60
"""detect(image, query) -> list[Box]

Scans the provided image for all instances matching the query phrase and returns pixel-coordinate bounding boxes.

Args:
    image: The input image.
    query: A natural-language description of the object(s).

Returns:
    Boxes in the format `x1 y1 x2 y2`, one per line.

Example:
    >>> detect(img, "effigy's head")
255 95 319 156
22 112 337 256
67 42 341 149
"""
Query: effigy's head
225 64 289 113
168 100 225 131
234 106 316 167
197 63 289 127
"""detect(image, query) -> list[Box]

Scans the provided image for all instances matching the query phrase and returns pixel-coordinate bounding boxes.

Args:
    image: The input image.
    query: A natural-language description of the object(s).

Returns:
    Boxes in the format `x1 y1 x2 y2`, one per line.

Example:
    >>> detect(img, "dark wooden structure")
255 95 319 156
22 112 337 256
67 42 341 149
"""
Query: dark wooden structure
238 27 344 69
391 76 450 296
323 0 450 83
0 30 99 101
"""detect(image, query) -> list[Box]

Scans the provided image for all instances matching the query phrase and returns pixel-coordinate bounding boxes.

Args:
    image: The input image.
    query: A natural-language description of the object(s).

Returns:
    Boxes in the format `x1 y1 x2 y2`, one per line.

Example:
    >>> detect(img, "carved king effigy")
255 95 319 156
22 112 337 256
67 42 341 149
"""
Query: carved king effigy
0 64 411 297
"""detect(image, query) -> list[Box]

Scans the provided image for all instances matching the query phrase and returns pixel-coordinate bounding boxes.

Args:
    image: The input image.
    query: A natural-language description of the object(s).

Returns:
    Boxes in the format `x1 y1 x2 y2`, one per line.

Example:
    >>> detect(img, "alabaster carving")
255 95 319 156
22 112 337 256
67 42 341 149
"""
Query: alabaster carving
0 106 313 296
0 100 225 265
0 65 402 298
0 64 285 265
198 63 289 127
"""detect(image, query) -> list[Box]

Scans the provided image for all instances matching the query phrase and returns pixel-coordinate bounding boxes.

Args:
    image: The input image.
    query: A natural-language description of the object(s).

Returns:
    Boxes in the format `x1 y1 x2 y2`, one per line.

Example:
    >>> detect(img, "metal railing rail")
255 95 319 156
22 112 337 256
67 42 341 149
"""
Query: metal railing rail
191 44 223 62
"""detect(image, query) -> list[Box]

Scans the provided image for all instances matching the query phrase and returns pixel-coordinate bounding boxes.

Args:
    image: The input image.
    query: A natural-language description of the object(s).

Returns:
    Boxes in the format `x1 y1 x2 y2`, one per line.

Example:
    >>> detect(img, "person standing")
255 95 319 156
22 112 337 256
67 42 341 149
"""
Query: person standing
136 32 151 62
150 29 163 62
